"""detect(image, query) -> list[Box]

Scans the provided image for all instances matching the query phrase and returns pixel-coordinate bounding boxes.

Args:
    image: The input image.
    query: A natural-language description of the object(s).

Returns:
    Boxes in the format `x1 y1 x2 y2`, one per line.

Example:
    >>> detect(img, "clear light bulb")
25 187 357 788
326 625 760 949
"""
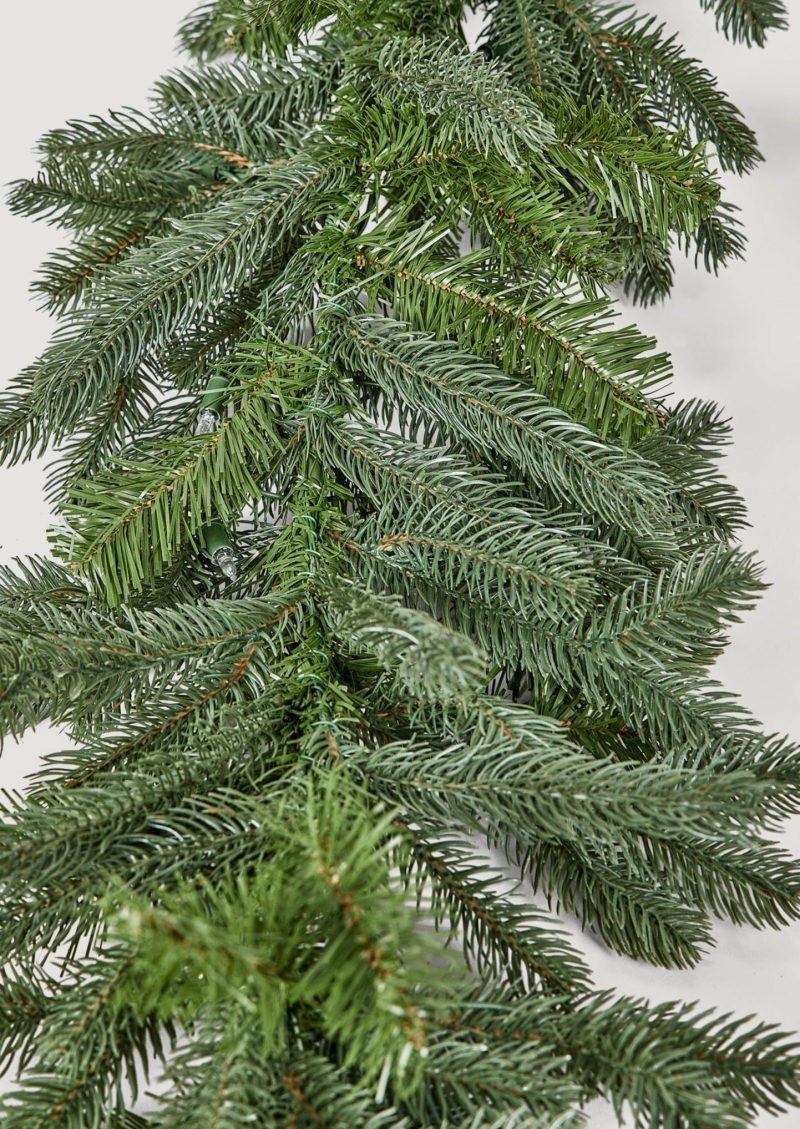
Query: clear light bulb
195 407 221 435
212 545 238 581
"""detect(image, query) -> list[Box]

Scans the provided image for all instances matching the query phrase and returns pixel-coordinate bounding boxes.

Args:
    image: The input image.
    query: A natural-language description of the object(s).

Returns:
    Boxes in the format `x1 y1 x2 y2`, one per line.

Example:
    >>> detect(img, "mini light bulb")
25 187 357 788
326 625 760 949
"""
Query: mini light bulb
203 520 237 581
195 407 221 435
211 545 237 581
194 372 229 436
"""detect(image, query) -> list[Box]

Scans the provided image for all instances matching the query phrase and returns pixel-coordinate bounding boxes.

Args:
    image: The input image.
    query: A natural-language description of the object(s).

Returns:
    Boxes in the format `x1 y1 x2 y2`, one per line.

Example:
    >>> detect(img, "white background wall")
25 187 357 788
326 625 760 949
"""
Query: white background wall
1 3 798 1124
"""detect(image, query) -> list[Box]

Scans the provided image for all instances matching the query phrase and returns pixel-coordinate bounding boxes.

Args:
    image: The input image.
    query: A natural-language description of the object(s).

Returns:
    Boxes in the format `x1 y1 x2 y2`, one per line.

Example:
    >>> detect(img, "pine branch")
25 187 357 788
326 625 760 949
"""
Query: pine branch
643 834 800 930
111 774 433 1091
324 311 674 543
403 827 592 993
698 0 788 46
31 108 262 177
41 654 288 795
546 0 762 173
579 545 765 672
342 731 773 852
2 5 797 1127
639 399 750 542
324 580 487 701
31 219 175 315
558 990 800 1124
154 42 345 134
336 510 597 629
543 95 720 239
0 571 301 739
407 697 798 944
273 1053 413 1129
179 1 234 60
319 415 599 613
347 35 556 169
16 157 344 459
684 198 748 276
399 1029 580 1125
8 159 227 233
154 1039 413 1128
0 965 56 1073
524 839 714 967
341 231 671 444
0 946 173 1129
327 101 617 288
50 356 306 603
484 0 580 93
156 1034 289 1129
0 554 88 606
179 0 337 60
0 737 293 941
453 984 800 1127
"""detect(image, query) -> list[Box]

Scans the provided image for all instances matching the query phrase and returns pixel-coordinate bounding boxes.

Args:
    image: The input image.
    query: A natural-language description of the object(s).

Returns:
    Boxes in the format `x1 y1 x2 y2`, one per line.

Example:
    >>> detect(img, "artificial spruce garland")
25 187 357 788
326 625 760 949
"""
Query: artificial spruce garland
1 1 799 1126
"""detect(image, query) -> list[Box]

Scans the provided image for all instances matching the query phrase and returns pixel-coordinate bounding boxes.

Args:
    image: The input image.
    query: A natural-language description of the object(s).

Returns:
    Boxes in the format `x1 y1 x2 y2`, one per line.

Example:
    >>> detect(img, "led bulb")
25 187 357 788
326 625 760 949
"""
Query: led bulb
195 407 221 435
212 545 237 581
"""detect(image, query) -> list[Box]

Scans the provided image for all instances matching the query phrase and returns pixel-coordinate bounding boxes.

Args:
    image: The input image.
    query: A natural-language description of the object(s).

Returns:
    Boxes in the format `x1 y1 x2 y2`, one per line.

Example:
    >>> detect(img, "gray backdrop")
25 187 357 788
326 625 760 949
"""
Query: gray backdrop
1 3 797 1124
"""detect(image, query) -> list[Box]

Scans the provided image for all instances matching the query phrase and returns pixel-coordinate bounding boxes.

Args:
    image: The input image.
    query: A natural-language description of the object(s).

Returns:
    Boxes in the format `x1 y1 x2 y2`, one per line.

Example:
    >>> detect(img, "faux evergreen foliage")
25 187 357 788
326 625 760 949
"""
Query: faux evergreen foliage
1 1 799 1125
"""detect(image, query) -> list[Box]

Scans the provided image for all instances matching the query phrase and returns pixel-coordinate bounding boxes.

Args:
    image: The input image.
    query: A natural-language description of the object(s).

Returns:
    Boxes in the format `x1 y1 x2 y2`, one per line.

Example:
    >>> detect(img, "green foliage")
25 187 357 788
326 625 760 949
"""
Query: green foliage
337 227 672 444
1 1 797 1127
484 0 579 94
347 36 556 168
0 947 174 1129
153 41 346 136
403 827 593 993
409 981 800 1128
51 343 313 603
112 774 434 1091
324 309 674 534
341 730 776 852
532 0 764 174
324 579 488 700
698 0 788 46
0 557 302 741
